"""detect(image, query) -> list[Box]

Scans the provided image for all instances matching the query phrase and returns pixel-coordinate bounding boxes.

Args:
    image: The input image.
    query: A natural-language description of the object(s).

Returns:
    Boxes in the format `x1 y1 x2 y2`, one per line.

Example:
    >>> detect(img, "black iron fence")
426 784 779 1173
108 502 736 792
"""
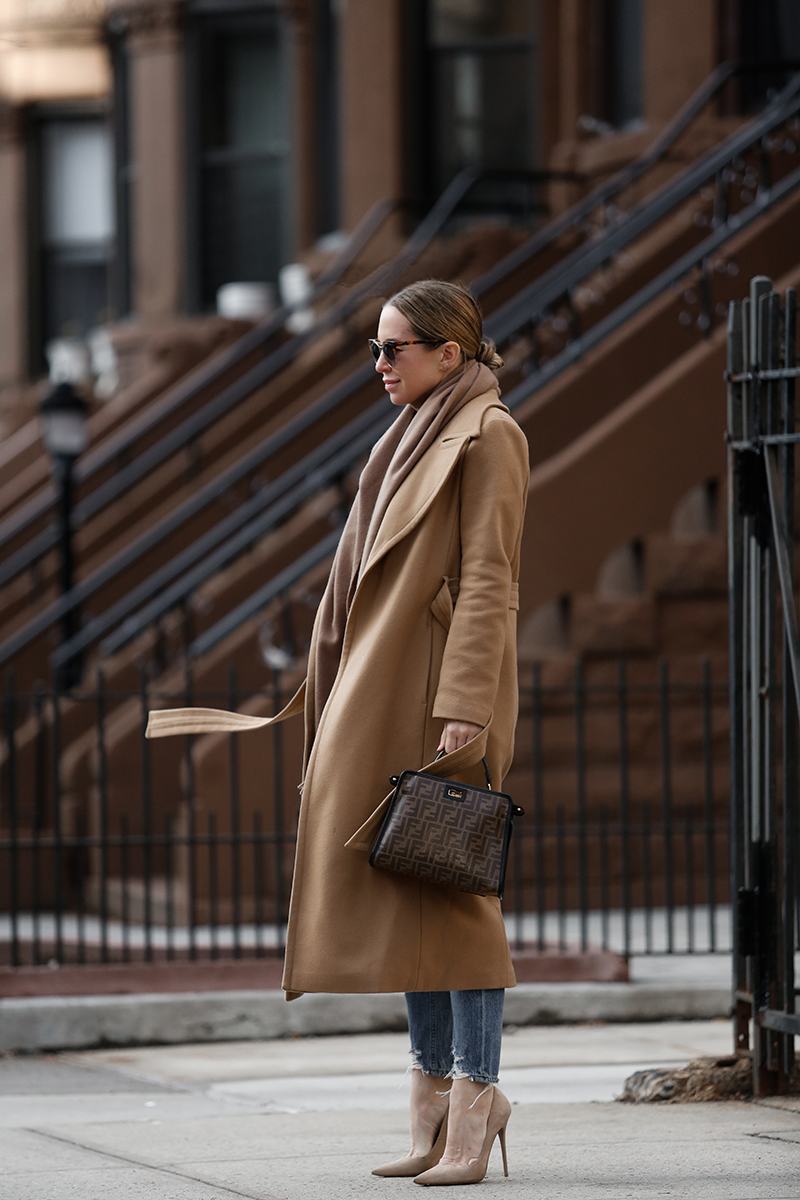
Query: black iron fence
0 658 730 970
727 275 800 1095
511 660 729 959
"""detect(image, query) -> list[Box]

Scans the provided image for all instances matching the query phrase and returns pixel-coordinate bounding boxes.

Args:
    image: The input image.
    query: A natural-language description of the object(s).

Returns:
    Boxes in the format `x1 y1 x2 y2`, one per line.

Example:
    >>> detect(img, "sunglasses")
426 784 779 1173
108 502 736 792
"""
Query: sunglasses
368 338 442 365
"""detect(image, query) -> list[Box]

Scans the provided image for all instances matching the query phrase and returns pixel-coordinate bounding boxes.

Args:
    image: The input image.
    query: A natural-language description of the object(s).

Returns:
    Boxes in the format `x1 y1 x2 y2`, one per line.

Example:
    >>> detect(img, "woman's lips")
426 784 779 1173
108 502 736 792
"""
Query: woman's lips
384 378 400 390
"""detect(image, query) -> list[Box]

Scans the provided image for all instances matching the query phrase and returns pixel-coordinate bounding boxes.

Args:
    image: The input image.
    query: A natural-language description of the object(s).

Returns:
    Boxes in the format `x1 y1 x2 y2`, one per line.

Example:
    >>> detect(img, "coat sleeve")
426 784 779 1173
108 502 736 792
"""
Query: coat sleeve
432 410 529 728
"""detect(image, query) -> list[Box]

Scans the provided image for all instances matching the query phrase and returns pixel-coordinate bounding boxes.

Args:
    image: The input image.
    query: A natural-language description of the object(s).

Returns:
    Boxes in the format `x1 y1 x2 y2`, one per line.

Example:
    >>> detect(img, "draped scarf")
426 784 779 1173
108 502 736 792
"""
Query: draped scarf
311 359 499 732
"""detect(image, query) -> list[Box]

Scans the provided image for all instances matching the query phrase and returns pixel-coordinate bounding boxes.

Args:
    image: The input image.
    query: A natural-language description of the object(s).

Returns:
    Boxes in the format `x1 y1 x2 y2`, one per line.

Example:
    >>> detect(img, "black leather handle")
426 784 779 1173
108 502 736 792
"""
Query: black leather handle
434 749 492 790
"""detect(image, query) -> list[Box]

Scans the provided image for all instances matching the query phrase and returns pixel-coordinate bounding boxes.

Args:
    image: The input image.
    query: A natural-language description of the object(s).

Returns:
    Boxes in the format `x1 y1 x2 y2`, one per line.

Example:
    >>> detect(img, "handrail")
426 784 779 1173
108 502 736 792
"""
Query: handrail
471 59 800 298
5 66 800 674
0 370 378 670
0 59 764 564
98 408 392 659
168 154 800 662
0 195 397 557
61 394 391 663
500 157 800 409
484 70 800 344
0 60 769 576
189 529 343 660
0 167 505 668
0 169 479 587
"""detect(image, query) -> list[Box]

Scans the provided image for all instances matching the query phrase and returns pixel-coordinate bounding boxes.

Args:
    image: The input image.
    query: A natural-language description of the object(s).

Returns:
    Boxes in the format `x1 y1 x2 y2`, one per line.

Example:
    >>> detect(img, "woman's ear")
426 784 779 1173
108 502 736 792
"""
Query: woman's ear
440 340 462 370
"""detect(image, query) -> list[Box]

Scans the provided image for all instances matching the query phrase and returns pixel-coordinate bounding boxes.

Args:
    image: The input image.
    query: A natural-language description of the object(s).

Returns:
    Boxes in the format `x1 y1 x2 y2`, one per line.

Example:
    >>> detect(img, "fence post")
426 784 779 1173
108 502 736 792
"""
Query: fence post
728 275 800 1094
228 663 242 959
51 673 64 963
139 666 154 963
4 670 20 966
780 287 797 1083
96 668 110 963
727 293 749 1057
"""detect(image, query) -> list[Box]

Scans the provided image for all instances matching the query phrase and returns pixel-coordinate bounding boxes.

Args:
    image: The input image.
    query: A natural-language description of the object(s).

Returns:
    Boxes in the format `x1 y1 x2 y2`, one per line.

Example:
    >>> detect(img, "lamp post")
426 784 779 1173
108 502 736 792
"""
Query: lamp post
39 382 89 689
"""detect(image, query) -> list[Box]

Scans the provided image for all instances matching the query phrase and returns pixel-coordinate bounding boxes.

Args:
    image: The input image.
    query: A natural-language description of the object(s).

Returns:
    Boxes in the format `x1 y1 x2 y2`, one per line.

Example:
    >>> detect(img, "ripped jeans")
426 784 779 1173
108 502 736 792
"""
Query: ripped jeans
405 989 504 1085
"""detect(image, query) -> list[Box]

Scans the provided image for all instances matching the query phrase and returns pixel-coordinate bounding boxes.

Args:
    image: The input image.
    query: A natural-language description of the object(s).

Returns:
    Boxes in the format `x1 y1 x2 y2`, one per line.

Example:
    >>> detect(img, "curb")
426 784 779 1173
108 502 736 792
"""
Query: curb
0 948 627 999
0 984 731 1054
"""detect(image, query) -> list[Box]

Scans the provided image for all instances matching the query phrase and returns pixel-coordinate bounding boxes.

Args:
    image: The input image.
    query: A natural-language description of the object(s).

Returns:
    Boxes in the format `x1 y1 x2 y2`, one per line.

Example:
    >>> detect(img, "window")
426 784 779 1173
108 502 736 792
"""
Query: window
605 0 642 130
590 0 643 132
109 23 133 320
316 0 340 237
187 4 291 311
737 0 800 111
29 111 115 371
425 0 541 206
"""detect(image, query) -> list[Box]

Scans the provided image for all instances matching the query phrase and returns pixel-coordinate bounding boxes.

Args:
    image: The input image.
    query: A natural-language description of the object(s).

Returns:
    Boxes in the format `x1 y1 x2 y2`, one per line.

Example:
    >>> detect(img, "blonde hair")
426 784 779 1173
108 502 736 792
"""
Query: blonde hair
386 279 504 371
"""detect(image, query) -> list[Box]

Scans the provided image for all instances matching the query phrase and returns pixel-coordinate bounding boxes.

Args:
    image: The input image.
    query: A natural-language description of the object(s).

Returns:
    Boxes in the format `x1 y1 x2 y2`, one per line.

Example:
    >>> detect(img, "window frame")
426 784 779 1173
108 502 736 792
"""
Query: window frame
25 100 114 378
184 0 293 313
420 0 542 211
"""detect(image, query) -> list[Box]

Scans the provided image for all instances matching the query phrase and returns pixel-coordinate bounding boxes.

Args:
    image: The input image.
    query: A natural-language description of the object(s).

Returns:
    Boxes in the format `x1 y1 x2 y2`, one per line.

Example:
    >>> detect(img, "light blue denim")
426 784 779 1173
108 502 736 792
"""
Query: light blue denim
405 989 505 1084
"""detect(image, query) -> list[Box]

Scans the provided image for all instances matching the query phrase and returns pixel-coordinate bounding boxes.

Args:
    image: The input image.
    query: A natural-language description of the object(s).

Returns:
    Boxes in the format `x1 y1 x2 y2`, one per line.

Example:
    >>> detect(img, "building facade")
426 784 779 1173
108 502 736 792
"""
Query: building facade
1 0 799 410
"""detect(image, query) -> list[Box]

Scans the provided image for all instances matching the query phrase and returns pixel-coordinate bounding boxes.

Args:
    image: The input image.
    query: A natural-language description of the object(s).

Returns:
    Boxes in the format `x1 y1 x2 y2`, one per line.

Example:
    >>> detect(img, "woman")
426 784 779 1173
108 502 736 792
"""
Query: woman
147 279 529 1185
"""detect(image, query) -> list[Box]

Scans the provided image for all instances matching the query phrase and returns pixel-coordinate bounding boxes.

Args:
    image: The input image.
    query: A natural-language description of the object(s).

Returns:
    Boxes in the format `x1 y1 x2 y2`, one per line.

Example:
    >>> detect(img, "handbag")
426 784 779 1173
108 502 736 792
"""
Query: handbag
369 754 524 898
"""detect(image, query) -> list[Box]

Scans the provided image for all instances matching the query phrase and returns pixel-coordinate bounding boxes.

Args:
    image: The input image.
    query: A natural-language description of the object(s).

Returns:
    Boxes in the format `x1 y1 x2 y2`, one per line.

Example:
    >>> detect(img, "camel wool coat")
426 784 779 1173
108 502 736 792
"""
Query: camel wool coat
283 388 528 998
147 389 529 999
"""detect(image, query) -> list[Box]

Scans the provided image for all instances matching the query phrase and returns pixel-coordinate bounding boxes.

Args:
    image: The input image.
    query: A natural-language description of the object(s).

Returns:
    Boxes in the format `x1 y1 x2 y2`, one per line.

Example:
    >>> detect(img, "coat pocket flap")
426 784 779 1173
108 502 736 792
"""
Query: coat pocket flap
345 791 393 852
430 576 459 631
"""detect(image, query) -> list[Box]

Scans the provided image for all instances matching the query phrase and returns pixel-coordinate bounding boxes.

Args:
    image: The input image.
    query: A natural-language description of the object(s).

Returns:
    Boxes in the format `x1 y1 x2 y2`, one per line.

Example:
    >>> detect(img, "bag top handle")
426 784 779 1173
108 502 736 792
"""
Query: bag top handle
434 749 492 790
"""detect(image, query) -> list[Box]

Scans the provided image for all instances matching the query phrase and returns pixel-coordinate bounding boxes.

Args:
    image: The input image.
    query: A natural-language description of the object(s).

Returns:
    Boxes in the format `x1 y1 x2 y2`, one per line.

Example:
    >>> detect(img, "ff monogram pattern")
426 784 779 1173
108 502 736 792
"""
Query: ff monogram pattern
369 770 518 897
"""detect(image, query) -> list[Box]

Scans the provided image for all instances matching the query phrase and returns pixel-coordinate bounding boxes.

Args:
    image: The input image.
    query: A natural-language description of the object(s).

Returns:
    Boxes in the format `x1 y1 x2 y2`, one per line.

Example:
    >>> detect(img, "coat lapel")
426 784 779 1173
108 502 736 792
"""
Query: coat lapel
359 390 504 583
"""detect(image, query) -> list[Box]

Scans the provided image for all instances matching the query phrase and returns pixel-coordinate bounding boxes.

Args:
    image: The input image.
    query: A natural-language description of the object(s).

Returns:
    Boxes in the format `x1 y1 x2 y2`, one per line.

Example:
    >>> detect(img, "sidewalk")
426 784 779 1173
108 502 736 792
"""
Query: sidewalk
2 1020 799 1199
0 953 734 1054
0 906 740 1053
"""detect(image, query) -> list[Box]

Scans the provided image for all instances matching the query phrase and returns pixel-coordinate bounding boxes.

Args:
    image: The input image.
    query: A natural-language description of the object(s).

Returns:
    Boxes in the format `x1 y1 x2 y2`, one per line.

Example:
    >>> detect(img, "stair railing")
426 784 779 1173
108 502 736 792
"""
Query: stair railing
0 59 769 576
5 67 800 676
85 129 800 669
180 74 800 661
485 68 800 348
0 194 396 556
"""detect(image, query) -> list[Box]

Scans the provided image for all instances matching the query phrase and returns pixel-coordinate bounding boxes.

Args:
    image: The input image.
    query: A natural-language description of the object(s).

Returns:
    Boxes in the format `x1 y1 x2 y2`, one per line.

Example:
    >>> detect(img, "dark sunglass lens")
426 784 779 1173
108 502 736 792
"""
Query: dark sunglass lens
369 340 397 364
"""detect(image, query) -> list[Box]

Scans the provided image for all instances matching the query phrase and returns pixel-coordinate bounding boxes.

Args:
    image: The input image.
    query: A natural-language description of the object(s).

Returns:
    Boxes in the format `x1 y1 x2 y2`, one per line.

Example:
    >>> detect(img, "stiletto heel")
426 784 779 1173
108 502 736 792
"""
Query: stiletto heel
372 1107 449 1177
414 1088 511 1186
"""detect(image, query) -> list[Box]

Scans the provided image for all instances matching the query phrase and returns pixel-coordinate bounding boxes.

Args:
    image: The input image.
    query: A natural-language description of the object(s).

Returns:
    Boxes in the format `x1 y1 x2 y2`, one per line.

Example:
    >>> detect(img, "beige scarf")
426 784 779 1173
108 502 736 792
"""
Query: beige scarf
311 359 499 731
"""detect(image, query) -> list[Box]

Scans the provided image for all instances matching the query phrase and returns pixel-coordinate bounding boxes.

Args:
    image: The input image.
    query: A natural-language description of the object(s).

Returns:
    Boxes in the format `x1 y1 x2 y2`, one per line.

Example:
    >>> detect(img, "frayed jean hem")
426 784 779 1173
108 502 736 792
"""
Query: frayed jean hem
405 989 504 1085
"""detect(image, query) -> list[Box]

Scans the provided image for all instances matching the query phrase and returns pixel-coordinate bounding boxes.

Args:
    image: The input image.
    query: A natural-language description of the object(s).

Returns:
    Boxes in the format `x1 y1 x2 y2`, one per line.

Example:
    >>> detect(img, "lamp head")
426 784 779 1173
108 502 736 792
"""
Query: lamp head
39 383 89 459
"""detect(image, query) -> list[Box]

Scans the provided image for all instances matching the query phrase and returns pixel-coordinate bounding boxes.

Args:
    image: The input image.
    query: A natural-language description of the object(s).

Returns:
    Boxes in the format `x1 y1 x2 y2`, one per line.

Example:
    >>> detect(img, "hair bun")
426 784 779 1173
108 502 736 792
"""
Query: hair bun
476 338 504 371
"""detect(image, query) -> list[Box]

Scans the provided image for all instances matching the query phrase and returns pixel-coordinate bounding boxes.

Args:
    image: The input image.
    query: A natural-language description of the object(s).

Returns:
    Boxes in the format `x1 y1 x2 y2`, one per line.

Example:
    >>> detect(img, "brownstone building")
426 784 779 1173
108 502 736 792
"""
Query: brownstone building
2 0 797 395
3 1 800 969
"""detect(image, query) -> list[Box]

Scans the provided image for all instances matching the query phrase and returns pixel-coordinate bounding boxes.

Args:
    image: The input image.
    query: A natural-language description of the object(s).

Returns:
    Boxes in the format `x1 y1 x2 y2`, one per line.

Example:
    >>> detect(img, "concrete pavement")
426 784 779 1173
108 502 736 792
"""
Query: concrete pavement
2 1019 800 1199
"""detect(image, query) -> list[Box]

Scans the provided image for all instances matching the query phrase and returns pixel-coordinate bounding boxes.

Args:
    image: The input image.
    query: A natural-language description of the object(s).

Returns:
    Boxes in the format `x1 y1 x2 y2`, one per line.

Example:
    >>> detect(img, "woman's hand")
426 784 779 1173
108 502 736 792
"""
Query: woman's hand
437 720 483 755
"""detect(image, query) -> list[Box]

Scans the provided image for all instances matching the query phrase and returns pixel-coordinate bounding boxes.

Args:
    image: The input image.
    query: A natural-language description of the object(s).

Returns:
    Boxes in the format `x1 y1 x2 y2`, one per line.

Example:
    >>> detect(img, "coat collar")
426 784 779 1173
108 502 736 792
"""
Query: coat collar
360 389 505 580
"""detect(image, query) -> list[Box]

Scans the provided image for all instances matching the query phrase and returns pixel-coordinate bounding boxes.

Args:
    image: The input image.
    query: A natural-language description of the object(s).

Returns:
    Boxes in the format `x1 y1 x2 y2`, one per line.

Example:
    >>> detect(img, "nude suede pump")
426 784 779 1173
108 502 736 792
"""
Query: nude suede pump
371 1109 449 1178
413 1088 510 1186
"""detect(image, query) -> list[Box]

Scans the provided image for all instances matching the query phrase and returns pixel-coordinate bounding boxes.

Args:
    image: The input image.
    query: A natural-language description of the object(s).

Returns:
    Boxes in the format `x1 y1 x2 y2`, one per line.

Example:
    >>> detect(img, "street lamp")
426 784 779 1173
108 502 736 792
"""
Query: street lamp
39 382 89 689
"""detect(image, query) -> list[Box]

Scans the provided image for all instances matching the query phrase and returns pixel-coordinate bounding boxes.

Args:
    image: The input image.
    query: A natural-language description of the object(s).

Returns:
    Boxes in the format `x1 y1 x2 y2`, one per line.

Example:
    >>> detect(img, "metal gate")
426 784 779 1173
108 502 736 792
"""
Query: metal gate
727 275 800 1094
